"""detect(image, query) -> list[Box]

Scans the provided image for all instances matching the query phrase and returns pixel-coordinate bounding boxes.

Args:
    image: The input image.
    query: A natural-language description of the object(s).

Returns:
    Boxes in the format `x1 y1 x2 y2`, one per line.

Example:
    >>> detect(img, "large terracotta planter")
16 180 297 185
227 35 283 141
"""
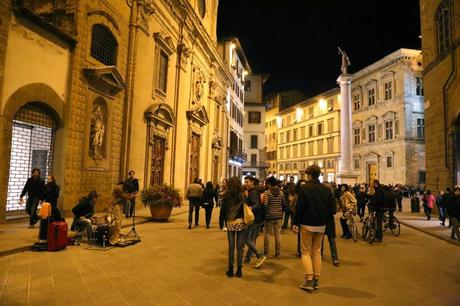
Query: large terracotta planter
149 204 173 222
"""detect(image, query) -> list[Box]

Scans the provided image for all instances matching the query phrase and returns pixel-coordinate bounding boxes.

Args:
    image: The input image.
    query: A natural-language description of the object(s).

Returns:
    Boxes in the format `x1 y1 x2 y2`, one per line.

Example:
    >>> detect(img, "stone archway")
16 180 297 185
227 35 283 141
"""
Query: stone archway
6 103 59 213
0 83 64 220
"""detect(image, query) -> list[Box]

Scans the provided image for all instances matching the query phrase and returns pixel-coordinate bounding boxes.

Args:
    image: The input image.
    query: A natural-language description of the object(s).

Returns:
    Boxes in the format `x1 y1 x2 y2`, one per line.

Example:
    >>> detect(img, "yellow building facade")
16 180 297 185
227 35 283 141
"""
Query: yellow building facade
276 89 341 182
0 0 232 221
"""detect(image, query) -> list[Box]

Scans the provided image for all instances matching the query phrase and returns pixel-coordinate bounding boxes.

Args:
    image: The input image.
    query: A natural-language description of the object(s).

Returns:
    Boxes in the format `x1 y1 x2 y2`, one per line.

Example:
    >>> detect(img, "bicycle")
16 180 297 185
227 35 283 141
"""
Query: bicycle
362 208 377 244
383 209 400 236
344 210 359 242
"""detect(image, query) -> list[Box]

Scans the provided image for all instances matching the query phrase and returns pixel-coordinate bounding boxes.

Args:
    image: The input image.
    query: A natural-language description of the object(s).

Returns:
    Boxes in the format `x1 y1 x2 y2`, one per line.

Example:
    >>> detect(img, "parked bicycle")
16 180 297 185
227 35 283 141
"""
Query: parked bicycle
383 209 400 236
362 207 377 244
344 210 359 242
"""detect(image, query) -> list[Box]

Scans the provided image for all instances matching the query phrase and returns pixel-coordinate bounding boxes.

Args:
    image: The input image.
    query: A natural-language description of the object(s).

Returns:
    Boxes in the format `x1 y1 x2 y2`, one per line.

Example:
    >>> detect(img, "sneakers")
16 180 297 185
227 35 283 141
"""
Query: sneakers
299 280 314 292
254 255 267 269
333 259 340 266
313 278 320 290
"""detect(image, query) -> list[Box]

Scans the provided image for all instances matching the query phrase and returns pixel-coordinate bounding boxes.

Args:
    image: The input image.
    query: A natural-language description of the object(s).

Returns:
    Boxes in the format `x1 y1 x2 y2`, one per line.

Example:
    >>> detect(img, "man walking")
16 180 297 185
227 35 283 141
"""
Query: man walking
293 165 335 292
19 168 45 228
186 178 203 229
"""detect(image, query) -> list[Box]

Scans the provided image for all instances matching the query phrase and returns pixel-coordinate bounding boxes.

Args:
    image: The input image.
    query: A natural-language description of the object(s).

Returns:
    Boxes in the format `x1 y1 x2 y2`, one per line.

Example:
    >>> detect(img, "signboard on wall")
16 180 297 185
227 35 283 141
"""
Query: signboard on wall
32 150 48 179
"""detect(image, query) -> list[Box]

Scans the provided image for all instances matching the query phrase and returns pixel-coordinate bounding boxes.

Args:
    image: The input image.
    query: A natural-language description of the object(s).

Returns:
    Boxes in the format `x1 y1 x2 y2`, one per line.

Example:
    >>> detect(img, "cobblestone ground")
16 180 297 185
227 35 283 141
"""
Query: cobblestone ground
0 208 459 306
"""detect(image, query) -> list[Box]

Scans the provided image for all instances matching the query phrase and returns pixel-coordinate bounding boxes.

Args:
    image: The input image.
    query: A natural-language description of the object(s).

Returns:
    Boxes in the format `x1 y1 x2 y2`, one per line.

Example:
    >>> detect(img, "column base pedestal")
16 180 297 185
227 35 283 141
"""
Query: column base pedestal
336 172 359 185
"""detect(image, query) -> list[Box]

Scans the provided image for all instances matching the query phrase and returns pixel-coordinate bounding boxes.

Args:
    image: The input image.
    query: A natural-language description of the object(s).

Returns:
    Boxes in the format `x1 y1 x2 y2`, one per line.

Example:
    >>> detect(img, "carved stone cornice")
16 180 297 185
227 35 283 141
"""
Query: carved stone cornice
186 104 209 127
83 66 127 96
153 32 176 55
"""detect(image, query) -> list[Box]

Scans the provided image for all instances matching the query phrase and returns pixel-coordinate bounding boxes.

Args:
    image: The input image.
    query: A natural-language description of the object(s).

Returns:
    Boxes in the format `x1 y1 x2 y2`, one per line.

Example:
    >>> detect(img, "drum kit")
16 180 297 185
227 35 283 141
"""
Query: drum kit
91 213 120 247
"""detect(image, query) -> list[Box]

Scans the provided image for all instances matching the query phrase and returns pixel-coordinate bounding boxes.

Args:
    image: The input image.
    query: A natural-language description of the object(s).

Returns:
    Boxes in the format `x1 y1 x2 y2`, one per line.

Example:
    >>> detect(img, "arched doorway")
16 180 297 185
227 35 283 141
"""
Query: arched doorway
454 114 460 185
6 102 58 214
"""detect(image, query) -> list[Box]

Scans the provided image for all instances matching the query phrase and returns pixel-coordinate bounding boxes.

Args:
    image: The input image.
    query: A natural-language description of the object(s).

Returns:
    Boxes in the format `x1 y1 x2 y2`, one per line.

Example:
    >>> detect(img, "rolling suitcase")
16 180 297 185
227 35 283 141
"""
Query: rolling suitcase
47 220 68 251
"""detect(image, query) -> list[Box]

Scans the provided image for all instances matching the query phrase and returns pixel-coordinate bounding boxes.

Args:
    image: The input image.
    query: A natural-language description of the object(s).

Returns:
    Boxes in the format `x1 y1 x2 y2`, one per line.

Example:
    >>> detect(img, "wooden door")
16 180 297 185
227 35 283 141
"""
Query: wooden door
151 136 165 186
189 133 200 183
368 163 378 185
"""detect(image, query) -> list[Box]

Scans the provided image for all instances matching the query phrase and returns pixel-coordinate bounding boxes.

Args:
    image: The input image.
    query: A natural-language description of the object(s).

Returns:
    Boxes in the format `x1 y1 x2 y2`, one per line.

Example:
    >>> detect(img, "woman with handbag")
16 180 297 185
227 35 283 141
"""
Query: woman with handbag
219 177 247 278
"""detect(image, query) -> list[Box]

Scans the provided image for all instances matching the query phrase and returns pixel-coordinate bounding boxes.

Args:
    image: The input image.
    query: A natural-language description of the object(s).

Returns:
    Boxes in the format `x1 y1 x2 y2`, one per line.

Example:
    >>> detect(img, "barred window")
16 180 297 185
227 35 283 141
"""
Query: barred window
90 25 118 66
436 0 451 54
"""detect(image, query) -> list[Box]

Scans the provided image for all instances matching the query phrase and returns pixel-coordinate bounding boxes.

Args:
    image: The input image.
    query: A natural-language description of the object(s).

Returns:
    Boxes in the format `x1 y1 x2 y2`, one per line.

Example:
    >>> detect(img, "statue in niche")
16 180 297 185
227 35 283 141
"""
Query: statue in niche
338 47 351 75
194 71 205 103
90 103 105 158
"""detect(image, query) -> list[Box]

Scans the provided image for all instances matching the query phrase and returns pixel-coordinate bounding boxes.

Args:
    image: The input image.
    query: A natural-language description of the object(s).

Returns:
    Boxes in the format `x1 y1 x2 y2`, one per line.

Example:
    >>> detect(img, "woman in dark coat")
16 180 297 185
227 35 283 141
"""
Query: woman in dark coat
38 175 61 241
202 181 218 228
322 182 339 266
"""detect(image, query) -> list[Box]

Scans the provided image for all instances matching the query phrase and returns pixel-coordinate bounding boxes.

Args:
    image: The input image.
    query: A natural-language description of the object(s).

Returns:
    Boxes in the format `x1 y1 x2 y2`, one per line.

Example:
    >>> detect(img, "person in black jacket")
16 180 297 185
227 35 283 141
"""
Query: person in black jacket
72 191 98 241
38 175 61 241
293 165 335 292
202 181 218 228
219 177 247 278
19 168 45 228
322 182 339 266
243 176 267 268
446 186 460 240
373 180 385 242
123 170 139 218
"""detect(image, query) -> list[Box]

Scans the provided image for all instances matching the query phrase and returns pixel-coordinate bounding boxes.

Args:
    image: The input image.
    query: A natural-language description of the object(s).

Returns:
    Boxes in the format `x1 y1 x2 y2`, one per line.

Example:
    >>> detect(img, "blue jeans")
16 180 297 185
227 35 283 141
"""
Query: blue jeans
227 229 247 269
245 223 261 259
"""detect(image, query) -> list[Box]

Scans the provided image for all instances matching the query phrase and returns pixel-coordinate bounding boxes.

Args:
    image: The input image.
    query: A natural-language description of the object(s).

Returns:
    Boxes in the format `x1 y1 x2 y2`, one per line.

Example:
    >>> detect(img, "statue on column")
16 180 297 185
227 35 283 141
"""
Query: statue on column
338 47 351 75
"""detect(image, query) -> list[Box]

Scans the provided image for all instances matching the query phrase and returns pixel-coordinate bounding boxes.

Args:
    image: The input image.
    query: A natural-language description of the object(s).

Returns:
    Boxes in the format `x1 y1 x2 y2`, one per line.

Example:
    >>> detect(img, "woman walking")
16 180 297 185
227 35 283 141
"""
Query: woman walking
202 181 218 228
422 190 435 220
219 177 247 277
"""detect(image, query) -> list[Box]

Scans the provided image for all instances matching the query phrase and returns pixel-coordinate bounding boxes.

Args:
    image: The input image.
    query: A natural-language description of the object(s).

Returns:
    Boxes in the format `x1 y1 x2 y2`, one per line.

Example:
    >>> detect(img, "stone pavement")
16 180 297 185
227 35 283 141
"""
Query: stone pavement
1 205 460 306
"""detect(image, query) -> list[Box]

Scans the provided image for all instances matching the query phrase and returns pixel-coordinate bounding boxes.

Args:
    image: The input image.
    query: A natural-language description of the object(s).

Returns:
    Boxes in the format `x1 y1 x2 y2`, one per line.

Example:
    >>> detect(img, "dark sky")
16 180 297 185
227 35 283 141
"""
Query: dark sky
217 0 421 97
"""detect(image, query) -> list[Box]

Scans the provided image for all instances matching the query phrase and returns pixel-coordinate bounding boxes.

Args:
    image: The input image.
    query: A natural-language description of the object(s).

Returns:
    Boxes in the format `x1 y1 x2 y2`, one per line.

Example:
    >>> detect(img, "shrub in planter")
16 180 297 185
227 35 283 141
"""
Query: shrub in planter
141 184 182 221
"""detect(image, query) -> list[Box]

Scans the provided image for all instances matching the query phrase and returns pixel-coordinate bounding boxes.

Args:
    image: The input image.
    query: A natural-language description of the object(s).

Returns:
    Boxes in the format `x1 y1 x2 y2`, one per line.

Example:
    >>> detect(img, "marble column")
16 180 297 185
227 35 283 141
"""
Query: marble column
337 74 358 184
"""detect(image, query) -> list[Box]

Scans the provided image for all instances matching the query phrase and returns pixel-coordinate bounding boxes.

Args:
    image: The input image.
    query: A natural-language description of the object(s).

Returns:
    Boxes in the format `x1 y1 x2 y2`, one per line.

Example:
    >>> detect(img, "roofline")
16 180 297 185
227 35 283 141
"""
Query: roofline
277 87 340 115
218 37 252 74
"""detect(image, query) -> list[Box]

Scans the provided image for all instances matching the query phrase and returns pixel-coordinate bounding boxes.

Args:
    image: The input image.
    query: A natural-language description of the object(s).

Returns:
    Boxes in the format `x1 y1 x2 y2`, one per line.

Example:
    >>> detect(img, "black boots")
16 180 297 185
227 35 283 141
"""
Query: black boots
226 267 234 278
235 266 242 278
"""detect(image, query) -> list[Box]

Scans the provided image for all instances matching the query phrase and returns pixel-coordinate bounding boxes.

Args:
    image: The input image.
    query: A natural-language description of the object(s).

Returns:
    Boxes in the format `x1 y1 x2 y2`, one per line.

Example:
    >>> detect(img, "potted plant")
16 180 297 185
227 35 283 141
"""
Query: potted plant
141 184 182 222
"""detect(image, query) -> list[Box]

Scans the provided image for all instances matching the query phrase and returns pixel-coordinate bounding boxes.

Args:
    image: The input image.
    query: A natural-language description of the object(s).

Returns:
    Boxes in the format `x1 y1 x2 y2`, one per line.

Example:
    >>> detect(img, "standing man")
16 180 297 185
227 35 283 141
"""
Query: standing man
124 170 139 218
373 180 385 242
263 176 284 257
186 178 203 229
293 165 335 292
20 168 45 228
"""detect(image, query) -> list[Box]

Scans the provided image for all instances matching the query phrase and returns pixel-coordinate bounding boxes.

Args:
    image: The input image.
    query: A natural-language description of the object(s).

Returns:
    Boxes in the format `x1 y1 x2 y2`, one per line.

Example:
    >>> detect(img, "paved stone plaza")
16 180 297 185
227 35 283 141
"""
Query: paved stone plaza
0 204 459 306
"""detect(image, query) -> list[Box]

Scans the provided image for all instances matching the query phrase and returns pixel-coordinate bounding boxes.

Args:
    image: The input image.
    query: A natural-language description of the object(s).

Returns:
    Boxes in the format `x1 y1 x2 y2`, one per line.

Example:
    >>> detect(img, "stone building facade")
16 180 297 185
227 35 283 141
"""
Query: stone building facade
242 74 269 180
351 49 425 186
420 0 460 190
276 89 341 182
264 90 306 177
0 0 232 221
218 38 250 179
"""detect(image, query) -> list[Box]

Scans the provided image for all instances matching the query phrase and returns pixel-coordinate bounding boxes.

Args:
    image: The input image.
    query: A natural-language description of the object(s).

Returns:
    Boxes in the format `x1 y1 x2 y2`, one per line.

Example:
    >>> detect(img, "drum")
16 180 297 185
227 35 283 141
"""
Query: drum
95 224 110 246
91 214 109 226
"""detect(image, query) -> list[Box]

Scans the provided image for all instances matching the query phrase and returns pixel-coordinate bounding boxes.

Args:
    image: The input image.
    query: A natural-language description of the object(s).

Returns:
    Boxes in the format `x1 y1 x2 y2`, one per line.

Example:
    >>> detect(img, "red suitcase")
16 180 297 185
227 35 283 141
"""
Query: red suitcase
47 221 68 251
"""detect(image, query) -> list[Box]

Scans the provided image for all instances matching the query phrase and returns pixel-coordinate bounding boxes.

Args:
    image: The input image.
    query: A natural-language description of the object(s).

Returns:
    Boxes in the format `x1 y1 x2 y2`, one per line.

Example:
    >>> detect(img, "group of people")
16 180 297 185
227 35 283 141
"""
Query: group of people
19 168 140 244
434 186 460 240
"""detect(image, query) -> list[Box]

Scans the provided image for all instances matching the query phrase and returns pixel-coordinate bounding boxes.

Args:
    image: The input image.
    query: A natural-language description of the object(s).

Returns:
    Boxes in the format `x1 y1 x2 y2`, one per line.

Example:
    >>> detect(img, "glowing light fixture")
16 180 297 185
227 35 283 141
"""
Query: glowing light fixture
276 116 282 128
319 99 327 111
295 107 303 122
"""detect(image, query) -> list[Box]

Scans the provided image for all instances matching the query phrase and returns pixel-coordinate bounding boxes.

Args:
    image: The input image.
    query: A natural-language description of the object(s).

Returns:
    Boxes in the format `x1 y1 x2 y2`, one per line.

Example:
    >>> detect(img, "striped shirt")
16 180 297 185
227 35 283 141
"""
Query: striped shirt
264 188 284 220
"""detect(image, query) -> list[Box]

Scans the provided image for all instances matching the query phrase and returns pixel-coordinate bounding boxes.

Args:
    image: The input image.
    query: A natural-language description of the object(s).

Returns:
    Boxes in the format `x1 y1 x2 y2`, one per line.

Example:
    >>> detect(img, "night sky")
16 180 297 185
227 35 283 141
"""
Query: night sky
217 0 421 97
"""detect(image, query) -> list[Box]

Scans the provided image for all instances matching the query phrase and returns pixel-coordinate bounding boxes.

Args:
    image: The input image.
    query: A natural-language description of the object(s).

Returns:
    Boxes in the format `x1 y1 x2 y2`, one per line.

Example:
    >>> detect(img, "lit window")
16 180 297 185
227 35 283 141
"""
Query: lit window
368 125 376 143
384 81 392 100
368 88 375 106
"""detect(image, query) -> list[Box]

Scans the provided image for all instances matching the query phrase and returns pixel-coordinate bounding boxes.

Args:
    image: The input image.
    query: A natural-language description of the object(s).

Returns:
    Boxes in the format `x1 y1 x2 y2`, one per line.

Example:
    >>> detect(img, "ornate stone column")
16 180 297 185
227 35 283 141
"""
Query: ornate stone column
337 74 358 184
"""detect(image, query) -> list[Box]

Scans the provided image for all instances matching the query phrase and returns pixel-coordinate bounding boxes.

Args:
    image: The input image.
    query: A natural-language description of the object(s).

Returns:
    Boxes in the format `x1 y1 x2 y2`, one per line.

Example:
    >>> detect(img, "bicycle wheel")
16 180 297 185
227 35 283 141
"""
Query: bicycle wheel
367 218 376 244
350 220 358 242
390 217 401 236
362 216 370 239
